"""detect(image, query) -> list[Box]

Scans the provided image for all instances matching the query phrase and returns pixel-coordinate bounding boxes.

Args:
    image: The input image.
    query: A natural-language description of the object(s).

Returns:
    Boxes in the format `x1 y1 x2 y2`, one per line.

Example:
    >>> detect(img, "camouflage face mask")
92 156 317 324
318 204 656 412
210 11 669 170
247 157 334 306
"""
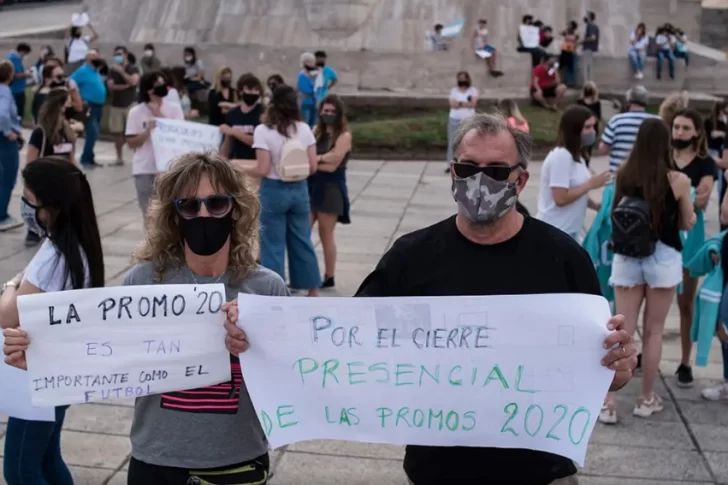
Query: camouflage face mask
451 171 518 224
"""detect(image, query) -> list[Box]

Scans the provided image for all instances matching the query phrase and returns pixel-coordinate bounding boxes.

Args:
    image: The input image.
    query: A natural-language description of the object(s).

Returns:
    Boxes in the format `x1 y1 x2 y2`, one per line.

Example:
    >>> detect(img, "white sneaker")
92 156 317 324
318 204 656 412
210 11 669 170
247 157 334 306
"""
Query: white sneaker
636 71 644 80
633 394 664 417
598 406 617 424
701 382 728 401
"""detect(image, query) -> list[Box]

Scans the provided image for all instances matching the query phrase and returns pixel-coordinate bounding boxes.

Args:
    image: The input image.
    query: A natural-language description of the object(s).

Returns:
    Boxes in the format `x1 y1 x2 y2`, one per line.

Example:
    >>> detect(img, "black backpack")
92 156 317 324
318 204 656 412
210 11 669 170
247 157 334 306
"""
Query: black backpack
610 196 656 258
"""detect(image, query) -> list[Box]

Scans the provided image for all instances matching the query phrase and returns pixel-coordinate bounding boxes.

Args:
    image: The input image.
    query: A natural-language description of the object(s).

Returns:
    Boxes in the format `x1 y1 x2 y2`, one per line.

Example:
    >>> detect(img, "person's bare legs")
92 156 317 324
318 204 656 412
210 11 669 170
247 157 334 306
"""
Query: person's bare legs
554 83 567 109
531 91 550 110
114 133 124 161
317 212 338 280
678 268 698 366
641 286 676 400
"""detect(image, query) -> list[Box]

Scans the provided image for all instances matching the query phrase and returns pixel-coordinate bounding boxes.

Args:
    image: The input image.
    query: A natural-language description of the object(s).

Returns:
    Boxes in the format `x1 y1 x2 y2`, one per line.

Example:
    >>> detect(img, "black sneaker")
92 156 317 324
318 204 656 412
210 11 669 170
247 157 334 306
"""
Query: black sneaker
675 364 694 388
24 231 41 247
321 276 335 289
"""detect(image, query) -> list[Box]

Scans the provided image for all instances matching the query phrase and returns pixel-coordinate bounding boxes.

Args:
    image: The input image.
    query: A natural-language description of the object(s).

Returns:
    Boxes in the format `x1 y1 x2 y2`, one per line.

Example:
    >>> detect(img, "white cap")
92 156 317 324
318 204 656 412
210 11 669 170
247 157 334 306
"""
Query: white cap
71 12 90 27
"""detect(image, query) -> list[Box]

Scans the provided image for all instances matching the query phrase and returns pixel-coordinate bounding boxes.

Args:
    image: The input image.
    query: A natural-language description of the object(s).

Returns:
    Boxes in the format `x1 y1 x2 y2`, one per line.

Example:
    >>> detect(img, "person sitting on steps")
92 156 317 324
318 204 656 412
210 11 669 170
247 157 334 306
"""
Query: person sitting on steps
471 18 503 77
531 55 566 111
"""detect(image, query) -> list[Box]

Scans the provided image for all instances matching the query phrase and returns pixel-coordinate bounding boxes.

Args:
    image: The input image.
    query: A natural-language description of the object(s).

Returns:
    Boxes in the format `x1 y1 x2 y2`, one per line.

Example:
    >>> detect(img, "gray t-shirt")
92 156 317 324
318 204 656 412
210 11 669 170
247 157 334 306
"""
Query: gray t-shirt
109 63 140 108
583 23 600 52
124 262 289 469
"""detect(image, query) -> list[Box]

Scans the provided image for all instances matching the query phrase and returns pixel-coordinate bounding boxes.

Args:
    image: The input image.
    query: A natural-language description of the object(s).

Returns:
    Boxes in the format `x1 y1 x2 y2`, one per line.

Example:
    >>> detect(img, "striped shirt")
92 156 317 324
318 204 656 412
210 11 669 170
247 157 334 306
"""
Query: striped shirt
601 110 659 172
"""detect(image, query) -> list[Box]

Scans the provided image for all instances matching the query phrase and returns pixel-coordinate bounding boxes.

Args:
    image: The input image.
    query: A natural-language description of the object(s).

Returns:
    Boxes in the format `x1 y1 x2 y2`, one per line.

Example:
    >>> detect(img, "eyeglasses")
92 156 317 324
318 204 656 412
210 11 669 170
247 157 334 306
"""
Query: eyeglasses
451 162 521 181
174 195 233 219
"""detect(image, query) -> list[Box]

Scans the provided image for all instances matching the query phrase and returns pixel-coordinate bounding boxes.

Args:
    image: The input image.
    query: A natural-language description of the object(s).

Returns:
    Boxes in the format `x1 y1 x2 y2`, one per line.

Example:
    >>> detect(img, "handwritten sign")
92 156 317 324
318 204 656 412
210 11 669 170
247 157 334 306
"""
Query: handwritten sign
0 334 55 421
237 293 614 466
151 118 222 172
440 19 464 38
17 284 231 407
519 25 541 49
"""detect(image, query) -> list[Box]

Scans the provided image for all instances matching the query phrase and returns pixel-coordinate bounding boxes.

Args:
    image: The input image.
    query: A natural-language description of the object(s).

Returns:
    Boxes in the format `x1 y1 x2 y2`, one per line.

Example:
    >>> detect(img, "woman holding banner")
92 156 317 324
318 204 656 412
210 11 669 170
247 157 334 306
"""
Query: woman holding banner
1 157 104 485
125 71 184 219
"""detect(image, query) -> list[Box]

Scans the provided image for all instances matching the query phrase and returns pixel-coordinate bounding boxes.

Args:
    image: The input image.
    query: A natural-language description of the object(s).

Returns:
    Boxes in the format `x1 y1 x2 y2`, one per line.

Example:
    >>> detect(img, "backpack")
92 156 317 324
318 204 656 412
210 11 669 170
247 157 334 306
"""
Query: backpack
278 136 310 182
610 196 656 258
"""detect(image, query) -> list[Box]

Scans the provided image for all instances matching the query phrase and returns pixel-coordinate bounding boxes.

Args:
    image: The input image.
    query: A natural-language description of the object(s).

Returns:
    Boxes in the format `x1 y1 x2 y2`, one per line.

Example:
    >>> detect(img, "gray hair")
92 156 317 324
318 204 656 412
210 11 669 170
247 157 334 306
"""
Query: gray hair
451 113 532 168
300 52 315 68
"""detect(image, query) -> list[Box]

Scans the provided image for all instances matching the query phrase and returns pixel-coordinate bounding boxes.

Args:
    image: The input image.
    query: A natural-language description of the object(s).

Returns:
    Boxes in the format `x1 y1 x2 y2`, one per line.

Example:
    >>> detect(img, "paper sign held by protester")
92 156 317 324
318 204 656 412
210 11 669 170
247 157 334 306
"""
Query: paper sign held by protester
238 293 614 466
151 118 222 172
0 334 55 421
476 50 493 59
441 19 464 38
519 25 541 49
17 284 231 407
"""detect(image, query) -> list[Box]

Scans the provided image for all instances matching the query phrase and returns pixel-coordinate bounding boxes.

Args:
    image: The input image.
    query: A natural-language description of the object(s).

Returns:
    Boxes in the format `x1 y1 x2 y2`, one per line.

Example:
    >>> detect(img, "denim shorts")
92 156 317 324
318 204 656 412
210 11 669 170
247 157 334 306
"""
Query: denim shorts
610 241 683 288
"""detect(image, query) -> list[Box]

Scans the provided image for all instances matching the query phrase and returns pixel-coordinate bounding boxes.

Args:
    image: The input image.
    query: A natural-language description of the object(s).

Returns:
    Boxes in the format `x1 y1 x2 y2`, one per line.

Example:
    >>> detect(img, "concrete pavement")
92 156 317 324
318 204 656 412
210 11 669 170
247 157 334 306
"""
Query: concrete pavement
1 136 728 484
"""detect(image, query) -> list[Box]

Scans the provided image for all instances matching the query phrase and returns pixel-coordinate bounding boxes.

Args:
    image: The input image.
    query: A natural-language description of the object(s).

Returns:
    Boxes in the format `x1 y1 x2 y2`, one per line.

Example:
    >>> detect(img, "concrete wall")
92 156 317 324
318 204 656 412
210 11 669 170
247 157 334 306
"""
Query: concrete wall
700 7 728 49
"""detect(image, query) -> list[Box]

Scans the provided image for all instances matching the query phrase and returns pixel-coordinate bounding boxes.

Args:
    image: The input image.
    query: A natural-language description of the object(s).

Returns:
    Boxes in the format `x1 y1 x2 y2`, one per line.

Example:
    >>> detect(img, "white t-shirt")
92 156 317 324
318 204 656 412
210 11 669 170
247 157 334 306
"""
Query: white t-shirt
449 87 478 120
164 88 181 106
252 122 316 180
67 36 92 64
630 32 649 50
536 147 591 236
655 34 670 49
125 101 185 175
23 239 91 292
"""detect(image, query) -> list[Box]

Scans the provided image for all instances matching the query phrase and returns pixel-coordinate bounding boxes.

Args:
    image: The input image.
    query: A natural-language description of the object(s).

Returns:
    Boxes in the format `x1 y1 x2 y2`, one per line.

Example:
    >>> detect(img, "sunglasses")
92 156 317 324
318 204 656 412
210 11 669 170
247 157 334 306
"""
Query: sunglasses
451 162 520 182
174 195 233 219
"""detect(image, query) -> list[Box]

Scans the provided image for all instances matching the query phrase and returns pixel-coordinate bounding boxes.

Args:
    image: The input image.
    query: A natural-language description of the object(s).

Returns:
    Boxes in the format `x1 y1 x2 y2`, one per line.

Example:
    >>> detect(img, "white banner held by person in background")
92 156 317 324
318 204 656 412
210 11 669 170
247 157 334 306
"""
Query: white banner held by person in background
151 118 223 172
519 25 541 49
0 334 55 421
238 293 614 466
441 19 464 38
17 284 231 407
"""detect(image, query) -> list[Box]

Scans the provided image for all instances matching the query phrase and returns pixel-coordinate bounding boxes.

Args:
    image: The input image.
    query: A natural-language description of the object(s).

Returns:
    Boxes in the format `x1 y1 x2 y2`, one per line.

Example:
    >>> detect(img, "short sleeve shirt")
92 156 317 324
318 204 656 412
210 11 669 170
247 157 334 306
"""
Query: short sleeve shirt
109 64 140 108
125 101 185 175
536 147 591 235
23 239 90 291
680 155 717 188
225 105 262 160
252 122 316 180
28 127 74 160
532 65 556 89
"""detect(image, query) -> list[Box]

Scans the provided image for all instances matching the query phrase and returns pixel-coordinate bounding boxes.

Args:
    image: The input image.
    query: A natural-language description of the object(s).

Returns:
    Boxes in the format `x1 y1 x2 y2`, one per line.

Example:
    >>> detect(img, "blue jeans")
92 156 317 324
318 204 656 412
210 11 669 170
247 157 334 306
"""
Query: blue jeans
656 49 675 79
3 406 73 485
0 136 20 222
629 49 644 73
259 178 321 289
674 50 689 67
81 103 103 165
301 102 316 127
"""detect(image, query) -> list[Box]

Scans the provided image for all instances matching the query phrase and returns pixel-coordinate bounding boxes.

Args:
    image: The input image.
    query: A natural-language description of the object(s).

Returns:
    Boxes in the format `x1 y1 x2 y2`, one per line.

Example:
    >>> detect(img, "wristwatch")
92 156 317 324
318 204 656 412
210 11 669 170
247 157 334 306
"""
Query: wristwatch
1 280 18 294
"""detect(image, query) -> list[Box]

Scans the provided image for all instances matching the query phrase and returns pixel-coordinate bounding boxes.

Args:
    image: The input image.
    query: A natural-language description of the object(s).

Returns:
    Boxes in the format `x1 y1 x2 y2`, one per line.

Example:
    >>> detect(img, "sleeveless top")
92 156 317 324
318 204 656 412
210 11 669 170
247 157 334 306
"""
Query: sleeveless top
315 132 349 169
633 186 681 251
473 28 489 50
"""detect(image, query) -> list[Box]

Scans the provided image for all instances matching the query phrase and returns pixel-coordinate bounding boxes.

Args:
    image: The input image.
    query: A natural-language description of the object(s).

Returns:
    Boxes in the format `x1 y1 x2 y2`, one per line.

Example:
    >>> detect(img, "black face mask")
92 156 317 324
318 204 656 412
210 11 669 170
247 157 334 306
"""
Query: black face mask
220 80 231 88
152 84 169 98
458 80 470 88
91 59 104 69
242 93 259 106
671 137 695 150
316 62 325 67
64 106 76 119
178 212 233 256
50 79 66 89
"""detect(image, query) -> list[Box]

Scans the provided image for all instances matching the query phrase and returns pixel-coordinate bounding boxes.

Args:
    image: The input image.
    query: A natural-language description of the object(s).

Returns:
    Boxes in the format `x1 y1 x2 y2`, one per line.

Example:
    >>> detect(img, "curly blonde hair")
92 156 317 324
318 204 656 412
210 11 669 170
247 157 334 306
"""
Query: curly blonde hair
133 152 260 284
659 92 689 128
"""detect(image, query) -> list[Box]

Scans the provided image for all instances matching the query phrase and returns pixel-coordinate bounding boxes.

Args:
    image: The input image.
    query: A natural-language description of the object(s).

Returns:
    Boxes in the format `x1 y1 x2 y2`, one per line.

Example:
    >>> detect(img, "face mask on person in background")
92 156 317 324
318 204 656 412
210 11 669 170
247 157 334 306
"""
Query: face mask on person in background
242 93 259 106
178 212 233 256
220 79 231 88
64 106 76 119
671 137 695 150
268 83 278 92
306 65 318 73
581 132 597 147
91 59 103 69
20 198 46 238
457 78 470 88
144 50 154 58
50 79 66 89
320 113 336 125
184 55 193 63
451 171 518 224
316 59 325 67
41 49 49 57
583 88 594 98
152 84 169 98
113 55 124 65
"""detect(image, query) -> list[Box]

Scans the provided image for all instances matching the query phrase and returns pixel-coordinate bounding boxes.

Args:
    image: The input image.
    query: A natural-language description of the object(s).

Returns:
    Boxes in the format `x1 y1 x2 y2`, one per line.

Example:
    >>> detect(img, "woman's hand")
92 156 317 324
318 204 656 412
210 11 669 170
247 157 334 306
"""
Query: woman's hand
222 299 249 355
588 170 611 190
3 328 29 370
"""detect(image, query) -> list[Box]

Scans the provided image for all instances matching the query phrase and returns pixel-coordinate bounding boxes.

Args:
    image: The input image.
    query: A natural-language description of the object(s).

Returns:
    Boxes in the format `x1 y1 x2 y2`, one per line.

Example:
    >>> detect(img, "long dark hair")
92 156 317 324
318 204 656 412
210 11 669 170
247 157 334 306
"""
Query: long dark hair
263 84 301 137
613 118 675 233
38 89 75 146
556 105 593 161
22 158 104 289
314 94 349 149
673 108 709 158
710 100 727 133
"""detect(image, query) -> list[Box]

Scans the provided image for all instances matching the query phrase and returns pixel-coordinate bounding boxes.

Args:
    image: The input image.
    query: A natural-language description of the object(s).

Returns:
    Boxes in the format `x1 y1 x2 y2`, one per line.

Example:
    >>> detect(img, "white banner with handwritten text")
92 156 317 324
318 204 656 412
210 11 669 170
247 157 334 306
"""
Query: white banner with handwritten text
151 118 222 171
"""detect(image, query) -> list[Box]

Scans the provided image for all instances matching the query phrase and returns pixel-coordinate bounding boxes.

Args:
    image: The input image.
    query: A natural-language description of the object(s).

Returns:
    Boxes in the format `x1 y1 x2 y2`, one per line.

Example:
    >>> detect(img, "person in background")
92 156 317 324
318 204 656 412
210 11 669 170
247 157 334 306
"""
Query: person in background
672 27 690 67
655 25 676 80
531 55 566 111
247 84 321 296
32 45 55 85
171 66 198 119
659 91 689 131
125 71 184 219
107 45 141 167
0 60 23 232
297 52 319 126
470 18 503 77
581 11 599 83
705 100 727 217
8 43 31 123
161 66 182 105
182 46 208 96
64 23 98 75
629 23 649 80
600 86 657 173
559 20 579 88
536 105 609 239
445 71 478 174
310 94 352 289
1 157 104 485
264 73 284 105
498 98 530 134
31 63 65 124
70 49 107 169
220 73 263 164
27 89 77 166
430 23 448 51
208 66 236 127
577 81 602 167
314 51 338 101
139 43 162 74
517 15 546 67
673 109 717 388
42 57 84 117
600 119 695 424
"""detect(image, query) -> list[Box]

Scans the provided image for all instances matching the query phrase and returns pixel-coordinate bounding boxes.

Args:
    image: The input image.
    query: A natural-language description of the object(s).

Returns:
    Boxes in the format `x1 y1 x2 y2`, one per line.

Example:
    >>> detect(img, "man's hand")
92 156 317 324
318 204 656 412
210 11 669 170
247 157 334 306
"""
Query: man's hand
601 314 637 391
3 328 29 371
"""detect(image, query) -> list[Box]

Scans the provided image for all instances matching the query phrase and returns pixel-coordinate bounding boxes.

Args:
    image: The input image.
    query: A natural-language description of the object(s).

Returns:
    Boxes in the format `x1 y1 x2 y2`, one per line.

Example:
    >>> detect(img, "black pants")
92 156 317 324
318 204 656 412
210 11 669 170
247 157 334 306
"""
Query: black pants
13 91 25 123
127 454 269 485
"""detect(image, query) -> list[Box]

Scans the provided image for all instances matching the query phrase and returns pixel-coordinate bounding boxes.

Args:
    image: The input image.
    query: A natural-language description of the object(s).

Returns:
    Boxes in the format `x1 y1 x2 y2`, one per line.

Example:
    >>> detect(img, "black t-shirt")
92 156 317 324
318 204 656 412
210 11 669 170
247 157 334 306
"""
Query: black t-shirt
208 89 234 126
224 104 262 160
679 155 717 187
355 216 601 485
28 127 74 160
705 118 727 153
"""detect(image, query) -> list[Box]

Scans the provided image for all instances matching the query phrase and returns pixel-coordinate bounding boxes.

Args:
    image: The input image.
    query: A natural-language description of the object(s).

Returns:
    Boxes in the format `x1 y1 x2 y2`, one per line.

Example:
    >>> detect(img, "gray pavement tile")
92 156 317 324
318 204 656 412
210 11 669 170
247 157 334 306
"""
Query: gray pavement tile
269 452 408 485
57 430 130 469
590 418 695 450
691 424 728 452
106 471 128 485
63 404 134 437
579 476 713 484
704 452 728 483
582 444 712 481
0 460 116 485
678 399 728 426
287 440 405 461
